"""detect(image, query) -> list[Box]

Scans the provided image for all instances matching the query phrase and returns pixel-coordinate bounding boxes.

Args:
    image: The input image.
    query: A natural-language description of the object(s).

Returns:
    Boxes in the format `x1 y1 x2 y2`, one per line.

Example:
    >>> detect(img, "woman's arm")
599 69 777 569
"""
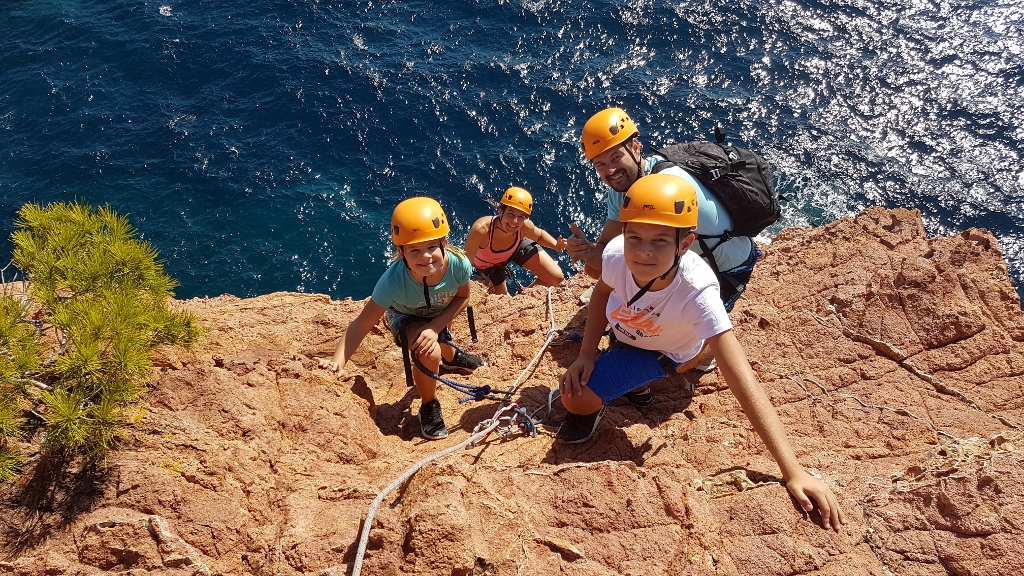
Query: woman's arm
464 217 490 265
521 220 566 252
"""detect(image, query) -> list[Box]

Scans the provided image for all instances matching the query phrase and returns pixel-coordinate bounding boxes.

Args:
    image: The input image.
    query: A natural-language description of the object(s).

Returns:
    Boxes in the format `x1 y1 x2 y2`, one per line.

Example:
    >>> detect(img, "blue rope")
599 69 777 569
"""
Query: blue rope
514 405 539 437
550 329 583 345
408 350 512 402
400 296 570 434
406 356 548 438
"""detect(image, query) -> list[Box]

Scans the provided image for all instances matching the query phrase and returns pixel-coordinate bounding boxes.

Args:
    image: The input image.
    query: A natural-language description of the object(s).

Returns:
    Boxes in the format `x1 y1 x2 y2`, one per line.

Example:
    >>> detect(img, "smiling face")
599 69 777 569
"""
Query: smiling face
621 222 695 285
590 138 643 193
400 238 448 279
497 205 529 231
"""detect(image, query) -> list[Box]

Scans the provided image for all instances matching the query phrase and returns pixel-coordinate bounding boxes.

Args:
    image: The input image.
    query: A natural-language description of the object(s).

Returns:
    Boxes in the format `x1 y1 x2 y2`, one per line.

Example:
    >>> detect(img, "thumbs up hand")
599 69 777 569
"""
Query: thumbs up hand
566 223 593 262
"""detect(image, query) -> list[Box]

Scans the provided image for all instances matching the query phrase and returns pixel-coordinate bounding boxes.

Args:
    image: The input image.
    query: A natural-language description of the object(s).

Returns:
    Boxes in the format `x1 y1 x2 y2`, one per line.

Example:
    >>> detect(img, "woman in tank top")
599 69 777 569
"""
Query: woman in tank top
465 186 567 295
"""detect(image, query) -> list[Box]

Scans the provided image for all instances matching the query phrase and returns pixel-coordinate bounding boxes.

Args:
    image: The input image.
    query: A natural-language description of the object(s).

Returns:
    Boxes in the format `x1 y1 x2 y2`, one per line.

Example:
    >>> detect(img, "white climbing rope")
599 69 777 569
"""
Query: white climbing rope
351 287 563 576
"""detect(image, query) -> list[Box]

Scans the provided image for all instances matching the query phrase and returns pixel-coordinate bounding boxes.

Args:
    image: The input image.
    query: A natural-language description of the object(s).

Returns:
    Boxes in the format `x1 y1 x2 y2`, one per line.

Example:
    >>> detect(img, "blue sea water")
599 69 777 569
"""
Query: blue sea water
2 0 1022 302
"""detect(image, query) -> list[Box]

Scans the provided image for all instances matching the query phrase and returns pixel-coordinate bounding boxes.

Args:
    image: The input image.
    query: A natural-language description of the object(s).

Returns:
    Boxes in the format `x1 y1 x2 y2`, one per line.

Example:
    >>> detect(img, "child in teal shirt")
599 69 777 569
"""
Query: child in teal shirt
321 197 485 439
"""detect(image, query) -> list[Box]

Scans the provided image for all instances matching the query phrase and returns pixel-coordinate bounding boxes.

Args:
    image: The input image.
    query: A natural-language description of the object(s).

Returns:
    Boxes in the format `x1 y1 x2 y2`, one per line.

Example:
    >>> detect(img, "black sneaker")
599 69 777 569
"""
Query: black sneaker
418 399 449 440
441 349 487 374
555 407 604 444
623 385 652 407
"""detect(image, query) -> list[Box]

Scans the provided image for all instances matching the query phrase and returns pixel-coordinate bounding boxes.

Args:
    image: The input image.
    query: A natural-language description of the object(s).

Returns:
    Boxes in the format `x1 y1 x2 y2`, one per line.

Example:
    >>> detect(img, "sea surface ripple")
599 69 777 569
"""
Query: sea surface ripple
2 0 1021 301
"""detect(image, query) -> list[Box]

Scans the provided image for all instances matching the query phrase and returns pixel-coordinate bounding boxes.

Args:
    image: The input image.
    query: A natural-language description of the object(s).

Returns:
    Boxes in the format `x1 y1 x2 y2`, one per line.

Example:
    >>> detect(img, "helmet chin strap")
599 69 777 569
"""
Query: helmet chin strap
628 137 644 181
494 206 511 234
401 241 447 310
626 228 682 308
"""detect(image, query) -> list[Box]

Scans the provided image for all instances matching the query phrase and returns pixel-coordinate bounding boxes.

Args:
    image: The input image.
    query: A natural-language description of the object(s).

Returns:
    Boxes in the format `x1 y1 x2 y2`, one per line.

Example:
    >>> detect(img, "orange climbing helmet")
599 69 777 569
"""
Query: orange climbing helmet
499 186 533 215
581 107 640 161
620 174 699 229
391 197 450 246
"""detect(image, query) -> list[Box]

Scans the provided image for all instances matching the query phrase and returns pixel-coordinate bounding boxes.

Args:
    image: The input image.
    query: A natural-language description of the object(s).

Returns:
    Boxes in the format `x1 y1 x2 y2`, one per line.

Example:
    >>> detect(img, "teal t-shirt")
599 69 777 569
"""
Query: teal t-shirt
605 156 755 272
370 250 472 317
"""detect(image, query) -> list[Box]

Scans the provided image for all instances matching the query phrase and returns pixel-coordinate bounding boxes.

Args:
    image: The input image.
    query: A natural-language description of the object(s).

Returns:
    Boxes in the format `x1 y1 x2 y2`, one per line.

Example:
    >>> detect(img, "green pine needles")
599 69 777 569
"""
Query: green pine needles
0 201 201 477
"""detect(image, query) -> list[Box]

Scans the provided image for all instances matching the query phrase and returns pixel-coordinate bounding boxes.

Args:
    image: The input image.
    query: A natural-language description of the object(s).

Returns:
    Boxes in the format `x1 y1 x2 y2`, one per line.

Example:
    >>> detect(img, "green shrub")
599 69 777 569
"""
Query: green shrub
0 201 201 471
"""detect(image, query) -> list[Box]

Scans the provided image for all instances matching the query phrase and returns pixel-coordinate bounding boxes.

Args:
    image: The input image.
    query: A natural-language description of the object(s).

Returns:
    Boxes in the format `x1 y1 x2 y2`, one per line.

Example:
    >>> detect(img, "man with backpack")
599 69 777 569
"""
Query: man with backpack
569 107 775 312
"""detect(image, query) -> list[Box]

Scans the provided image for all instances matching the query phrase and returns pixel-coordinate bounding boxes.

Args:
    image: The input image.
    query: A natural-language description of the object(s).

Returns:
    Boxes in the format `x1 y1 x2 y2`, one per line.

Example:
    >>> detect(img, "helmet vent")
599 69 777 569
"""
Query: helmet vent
432 217 440 229
674 200 686 214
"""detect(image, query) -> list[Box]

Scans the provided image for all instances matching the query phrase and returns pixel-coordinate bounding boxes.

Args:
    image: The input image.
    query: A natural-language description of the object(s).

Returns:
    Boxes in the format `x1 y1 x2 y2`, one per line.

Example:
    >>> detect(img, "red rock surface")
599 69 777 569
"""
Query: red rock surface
2 207 1022 575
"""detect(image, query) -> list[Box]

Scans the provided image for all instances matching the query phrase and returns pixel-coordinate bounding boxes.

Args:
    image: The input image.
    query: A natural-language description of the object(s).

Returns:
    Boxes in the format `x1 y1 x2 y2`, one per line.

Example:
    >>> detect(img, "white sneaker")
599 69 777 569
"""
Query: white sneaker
695 355 717 373
579 285 595 305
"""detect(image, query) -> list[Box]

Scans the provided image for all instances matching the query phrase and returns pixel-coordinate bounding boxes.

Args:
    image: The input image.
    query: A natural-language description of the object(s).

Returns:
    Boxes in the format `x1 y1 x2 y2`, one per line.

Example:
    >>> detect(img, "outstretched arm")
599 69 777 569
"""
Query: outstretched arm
321 299 387 375
521 220 567 252
709 330 846 531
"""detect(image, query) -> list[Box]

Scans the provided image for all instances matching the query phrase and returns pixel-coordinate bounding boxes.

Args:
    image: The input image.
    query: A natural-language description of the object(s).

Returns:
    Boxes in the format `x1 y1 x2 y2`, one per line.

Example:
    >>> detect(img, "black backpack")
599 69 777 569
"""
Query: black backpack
650 127 781 239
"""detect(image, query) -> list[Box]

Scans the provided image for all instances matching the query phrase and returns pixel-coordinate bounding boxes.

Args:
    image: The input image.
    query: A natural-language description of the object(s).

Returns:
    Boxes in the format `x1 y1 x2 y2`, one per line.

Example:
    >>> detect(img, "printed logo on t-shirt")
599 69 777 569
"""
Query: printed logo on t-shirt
415 288 458 316
609 304 662 341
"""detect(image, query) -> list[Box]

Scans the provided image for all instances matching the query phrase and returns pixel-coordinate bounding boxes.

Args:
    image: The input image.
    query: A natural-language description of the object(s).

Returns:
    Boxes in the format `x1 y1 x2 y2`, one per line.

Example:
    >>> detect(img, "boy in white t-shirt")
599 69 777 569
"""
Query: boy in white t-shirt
558 173 846 531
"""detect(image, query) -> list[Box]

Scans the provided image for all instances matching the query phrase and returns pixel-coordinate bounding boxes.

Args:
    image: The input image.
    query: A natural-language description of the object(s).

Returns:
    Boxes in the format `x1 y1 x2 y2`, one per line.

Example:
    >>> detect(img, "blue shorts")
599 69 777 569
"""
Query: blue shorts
587 345 681 404
384 309 455 347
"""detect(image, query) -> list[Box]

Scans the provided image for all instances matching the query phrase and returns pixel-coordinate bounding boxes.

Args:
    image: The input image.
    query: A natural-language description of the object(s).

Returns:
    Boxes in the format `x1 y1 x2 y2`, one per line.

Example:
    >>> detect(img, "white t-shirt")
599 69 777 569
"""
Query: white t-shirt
601 235 733 363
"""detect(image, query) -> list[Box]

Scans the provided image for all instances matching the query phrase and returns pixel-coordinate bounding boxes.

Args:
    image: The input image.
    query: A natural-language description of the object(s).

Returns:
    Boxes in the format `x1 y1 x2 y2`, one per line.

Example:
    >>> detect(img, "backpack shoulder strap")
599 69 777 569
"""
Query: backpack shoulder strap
648 152 676 174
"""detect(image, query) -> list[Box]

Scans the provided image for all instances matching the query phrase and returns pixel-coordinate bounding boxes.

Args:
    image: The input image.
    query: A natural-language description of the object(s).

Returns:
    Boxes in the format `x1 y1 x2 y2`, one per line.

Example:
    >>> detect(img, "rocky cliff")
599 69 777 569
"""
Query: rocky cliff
2 207 1022 576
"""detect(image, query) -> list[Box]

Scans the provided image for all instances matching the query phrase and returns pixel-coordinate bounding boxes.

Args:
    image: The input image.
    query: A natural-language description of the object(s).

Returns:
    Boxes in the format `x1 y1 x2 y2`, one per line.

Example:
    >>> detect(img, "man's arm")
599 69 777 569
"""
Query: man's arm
566 219 620 279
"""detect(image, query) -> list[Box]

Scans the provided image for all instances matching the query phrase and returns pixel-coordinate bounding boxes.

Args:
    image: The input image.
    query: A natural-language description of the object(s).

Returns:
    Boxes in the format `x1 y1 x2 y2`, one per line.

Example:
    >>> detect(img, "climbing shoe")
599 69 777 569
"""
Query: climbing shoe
418 399 449 440
441 349 487 375
623 385 653 407
555 407 604 444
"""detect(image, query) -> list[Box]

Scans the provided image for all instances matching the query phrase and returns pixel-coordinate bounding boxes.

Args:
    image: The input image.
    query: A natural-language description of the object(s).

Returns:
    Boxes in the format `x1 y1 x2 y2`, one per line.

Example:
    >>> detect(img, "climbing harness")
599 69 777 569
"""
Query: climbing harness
466 305 478 343
397 306 488 398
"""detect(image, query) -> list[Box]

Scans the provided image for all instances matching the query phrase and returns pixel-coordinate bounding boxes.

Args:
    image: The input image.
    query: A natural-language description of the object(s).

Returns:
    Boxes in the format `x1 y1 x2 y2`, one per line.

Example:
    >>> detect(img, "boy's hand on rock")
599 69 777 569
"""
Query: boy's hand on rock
785 470 846 531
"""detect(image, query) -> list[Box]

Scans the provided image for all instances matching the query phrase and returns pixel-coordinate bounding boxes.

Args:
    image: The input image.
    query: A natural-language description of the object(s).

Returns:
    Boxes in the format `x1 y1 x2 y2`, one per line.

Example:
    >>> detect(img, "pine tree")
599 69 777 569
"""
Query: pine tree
0 201 201 474
0 294 40 482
